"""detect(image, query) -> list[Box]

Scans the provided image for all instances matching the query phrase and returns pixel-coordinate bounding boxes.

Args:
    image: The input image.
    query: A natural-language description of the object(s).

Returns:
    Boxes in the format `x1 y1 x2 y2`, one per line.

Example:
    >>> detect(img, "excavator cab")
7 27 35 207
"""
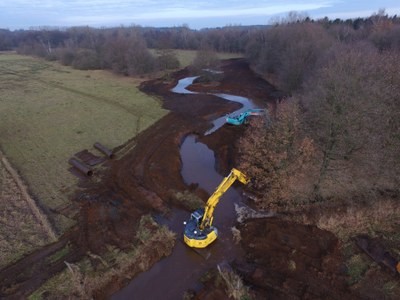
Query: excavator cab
184 208 218 248
190 209 204 225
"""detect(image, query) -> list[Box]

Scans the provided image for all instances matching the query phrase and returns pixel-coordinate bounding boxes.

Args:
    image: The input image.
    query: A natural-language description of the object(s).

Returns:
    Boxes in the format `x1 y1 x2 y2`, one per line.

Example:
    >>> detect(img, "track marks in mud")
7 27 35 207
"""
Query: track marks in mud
0 232 83 298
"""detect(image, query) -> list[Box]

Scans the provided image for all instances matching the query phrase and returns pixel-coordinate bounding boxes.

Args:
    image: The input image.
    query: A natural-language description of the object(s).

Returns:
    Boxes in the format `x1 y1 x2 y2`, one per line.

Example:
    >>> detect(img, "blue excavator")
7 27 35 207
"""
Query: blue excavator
225 108 266 125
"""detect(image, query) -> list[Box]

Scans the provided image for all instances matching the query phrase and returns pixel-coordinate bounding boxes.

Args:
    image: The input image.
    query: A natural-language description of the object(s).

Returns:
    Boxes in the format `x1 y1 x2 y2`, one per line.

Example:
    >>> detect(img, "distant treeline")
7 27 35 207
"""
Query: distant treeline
1 11 399 76
0 25 261 75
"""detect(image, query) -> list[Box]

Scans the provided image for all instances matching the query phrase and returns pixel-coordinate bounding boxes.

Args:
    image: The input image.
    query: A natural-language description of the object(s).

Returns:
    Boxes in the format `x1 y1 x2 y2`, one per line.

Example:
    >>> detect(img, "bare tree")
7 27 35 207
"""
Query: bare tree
301 43 400 199
247 22 334 93
239 100 316 209
102 27 156 75
191 43 219 71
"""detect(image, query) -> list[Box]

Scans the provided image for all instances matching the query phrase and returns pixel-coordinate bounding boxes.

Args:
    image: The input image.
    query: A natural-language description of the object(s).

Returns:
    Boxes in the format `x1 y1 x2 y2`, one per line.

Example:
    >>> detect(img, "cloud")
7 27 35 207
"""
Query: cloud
4 0 399 29
1 0 336 15
60 1 336 26
138 4 332 19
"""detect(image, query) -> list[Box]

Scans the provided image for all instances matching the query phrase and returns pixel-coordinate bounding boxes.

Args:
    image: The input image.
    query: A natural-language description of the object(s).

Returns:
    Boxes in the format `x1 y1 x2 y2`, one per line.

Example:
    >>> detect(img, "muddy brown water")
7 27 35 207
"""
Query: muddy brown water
112 76 255 300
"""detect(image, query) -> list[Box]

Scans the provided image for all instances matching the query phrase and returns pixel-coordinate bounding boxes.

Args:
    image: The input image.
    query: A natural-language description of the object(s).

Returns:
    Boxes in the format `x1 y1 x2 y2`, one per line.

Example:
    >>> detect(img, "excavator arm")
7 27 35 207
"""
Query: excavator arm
200 168 249 229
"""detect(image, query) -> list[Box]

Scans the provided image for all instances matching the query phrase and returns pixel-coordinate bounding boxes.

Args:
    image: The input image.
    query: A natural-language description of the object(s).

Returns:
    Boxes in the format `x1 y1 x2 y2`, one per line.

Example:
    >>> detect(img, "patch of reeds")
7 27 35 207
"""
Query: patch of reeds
217 264 252 300
29 215 176 299
170 190 204 211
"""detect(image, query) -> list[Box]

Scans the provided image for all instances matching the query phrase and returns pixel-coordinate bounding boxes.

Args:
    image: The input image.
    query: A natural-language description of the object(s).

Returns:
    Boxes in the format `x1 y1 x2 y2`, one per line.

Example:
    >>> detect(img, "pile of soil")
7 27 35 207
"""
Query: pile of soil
195 218 354 300
236 218 354 299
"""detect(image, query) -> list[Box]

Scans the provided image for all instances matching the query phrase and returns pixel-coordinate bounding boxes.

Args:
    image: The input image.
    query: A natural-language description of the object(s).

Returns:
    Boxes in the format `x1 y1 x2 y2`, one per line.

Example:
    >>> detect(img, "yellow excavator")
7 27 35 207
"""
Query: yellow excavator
183 168 249 248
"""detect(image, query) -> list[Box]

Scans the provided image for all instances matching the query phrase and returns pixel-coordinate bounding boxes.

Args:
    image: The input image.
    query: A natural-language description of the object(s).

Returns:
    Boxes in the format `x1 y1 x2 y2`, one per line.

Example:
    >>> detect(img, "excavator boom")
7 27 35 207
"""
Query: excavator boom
183 168 249 248
200 168 249 229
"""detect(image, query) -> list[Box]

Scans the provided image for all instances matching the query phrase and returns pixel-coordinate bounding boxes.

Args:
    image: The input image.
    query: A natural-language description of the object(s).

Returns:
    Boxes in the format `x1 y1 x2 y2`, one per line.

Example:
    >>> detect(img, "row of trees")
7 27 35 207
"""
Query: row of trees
0 25 262 53
1 11 399 77
246 11 400 94
0 25 258 75
239 13 400 209
15 27 181 75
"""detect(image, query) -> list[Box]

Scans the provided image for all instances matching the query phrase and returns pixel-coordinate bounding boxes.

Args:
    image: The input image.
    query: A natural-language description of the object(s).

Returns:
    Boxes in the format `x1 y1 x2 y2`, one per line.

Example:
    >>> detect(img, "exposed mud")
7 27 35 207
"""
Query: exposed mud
0 59 353 299
235 218 354 299
194 218 355 300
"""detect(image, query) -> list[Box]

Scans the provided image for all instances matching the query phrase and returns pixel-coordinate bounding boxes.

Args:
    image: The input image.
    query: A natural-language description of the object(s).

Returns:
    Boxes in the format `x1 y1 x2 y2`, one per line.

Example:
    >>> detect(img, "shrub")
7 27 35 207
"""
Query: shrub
170 190 204 211
102 29 157 75
71 49 101 70
156 49 180 70
59 49 75 66
346 254 369 285
191 47 219 72
217 265 252 300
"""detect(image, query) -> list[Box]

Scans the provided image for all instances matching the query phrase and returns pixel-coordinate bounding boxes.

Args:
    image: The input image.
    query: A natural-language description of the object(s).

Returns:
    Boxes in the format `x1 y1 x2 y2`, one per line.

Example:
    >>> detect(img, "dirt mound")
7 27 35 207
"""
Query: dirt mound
235 218 354 299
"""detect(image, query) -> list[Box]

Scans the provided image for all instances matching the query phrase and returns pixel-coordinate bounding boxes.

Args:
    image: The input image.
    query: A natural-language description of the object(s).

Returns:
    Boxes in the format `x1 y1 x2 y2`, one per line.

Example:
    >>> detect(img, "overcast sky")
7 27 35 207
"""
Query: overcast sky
1 0 399 30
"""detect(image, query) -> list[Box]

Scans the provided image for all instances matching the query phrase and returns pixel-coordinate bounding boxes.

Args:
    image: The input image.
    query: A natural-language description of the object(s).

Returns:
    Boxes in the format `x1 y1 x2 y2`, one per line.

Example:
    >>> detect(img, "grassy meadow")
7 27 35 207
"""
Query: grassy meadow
150 49 243 68
0 52 168 233
175 49 243 67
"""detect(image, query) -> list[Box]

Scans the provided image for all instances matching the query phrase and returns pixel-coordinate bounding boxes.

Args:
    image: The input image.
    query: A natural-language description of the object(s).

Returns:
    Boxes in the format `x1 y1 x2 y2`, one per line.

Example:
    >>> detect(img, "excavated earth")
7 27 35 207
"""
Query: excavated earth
0 59 354 299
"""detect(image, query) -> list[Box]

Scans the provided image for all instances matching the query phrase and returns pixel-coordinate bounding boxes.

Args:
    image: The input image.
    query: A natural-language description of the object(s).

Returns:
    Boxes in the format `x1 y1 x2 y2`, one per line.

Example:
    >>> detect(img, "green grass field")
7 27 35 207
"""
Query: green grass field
150 49 243 68
0 53 168 233
175 49 243 68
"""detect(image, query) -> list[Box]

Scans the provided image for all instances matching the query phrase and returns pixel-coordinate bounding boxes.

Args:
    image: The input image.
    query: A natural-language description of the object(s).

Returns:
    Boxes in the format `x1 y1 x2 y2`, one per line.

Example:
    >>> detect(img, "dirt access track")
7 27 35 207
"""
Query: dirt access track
0 59 352 299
